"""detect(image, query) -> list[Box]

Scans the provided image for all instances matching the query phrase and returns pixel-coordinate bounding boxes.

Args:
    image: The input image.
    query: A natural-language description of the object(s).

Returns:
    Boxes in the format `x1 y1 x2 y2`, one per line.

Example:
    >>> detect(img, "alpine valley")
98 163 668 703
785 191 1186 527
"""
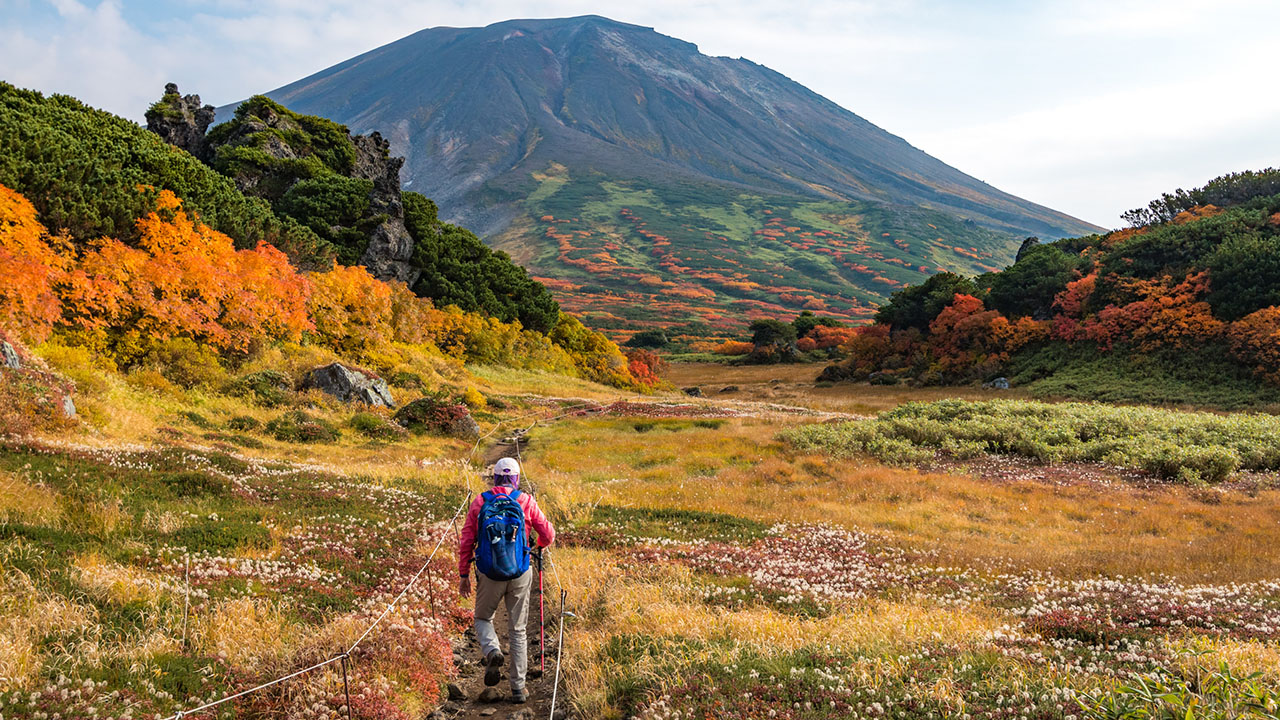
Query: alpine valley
220 15 1101 342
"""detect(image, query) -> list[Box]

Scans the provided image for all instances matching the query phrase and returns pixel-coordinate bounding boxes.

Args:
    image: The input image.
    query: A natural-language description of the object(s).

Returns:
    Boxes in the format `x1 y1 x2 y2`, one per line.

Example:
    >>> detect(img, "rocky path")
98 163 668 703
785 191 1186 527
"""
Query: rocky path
441 570 563 720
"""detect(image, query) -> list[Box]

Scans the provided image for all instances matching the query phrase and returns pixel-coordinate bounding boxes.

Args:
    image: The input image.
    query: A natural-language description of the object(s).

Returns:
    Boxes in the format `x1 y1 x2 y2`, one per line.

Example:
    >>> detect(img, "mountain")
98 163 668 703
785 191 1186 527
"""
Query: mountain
220 15 1102 340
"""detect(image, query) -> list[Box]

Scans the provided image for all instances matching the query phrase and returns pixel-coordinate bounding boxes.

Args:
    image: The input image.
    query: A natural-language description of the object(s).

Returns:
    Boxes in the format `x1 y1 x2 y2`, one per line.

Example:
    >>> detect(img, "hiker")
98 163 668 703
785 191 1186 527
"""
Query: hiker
458 456 555 703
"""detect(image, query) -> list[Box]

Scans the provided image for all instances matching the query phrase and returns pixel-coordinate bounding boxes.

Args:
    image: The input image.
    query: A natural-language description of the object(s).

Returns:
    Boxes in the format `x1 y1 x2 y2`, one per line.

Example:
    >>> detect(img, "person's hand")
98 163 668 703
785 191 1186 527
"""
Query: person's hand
459 575 472 598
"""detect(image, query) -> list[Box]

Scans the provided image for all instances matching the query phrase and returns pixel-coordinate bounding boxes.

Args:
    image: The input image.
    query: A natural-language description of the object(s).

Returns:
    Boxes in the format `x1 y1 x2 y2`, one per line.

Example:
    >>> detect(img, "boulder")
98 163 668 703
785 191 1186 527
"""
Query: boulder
61 394 77 419
302 363 395 407
983 377 1011 390
682 386 703 397
868 371 899 386
719 385 739 393
1 341 19 369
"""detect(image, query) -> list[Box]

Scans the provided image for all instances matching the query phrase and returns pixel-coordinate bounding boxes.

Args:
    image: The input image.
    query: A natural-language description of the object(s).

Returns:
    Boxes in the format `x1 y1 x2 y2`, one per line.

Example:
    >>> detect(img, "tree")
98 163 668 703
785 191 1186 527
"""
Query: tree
982 244 1079 319
874 272 978 331
625 329 669 348
749 319 798 363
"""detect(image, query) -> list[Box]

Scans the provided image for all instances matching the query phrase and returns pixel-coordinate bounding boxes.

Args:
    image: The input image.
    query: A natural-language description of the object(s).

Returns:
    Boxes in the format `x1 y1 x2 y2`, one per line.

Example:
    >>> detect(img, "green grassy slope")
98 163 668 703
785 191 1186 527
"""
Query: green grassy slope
496 167 1015 342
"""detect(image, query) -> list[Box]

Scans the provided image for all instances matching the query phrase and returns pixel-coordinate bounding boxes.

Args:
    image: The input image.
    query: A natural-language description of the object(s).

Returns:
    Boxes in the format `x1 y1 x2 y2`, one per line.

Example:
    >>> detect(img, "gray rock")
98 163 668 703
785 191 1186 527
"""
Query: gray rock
450 412 481 439
61 394 77 419
1014 236 1041 263
479 709 497 717
446 683 466 702
1 341 19 369
302 363 395 407
682 386 702 397
478 687 504 703
983 377 1011 390
506 710 534 720
719 385 739 393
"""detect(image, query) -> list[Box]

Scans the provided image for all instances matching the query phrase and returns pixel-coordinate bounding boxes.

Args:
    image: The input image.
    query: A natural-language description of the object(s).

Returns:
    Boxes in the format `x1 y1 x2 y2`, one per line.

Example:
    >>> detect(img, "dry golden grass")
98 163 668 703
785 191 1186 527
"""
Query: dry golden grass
531 419 1280 582
0 561 95 689
0 470 61 526
554 547 1004 718
72 552 179 606
1170 636 1280 683
194 597 296 674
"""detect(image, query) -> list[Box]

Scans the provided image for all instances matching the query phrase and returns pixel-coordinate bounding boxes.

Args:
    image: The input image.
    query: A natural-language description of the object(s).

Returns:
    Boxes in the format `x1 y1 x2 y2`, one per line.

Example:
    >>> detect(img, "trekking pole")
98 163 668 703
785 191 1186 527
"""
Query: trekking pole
537 547 546 674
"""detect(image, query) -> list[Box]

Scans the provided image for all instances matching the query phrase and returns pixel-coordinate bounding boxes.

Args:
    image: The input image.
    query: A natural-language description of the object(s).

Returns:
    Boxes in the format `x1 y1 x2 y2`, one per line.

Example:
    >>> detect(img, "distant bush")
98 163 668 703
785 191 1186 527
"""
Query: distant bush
225 370 293 408
266 410 341 443
348 411 408 441
784 398 1280 482
393 396 475 437
226 415 261 432
625 329 669 348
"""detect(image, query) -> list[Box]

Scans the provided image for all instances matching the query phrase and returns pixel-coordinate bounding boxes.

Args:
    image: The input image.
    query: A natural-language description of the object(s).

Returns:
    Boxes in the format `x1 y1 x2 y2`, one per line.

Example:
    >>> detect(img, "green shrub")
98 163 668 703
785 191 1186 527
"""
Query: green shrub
225 370 292 407
226 415 261 432
266 410 341 443
348 411 408 441
392 396 476 437
1080 661 1280 719
783 398 1280 482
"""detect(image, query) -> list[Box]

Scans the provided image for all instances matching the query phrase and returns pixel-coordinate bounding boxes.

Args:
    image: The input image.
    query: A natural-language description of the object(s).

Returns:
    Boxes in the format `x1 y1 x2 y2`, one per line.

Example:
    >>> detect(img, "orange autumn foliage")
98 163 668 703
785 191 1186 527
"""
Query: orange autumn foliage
0 185 71 342
59 189 312 352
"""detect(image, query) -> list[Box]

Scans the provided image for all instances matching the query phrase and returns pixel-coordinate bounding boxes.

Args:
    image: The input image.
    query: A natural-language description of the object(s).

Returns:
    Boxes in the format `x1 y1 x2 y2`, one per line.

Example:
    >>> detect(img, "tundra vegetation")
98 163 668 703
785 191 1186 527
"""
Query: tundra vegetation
2 83 1279 720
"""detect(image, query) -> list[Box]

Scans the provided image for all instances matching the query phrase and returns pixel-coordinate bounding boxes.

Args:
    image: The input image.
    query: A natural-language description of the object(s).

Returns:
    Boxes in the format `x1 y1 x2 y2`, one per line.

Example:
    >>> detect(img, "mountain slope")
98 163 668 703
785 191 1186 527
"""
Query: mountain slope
222 16 1102 339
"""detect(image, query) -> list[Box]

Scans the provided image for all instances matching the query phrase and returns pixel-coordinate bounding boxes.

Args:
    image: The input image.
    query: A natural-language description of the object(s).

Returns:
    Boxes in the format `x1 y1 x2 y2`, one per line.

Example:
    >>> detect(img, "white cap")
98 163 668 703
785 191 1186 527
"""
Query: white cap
494 457 521 478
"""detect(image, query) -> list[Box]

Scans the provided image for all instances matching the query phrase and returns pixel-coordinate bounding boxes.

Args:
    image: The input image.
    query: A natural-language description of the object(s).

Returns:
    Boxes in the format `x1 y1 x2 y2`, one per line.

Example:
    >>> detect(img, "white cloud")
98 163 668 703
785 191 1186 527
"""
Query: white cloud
4 0 1279 225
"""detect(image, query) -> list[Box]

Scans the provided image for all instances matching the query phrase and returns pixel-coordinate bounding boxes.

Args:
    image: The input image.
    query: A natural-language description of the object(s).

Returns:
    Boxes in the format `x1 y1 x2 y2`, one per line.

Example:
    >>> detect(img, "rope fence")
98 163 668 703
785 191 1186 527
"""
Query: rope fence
157 488 474 720
158 392 609 720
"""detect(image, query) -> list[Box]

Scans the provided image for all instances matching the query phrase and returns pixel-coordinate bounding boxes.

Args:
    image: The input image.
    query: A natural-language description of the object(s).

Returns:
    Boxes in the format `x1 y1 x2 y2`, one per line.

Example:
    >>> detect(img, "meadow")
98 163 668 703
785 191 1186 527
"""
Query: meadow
3 362 1280 720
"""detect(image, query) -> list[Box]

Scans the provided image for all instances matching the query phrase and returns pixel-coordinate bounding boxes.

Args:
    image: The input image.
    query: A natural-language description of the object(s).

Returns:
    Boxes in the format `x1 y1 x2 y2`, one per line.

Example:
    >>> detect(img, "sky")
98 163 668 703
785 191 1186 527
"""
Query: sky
3 0 1279 228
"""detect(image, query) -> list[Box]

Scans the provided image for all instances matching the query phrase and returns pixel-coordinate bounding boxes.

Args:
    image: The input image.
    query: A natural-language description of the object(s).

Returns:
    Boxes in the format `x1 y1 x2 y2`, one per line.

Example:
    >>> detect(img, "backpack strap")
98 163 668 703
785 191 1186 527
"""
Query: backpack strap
481 490 495 504
508 489 522 502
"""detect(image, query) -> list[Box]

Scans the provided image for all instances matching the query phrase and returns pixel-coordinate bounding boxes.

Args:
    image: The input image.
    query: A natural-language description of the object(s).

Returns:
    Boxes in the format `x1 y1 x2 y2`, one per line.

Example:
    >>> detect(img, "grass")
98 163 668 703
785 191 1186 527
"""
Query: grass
7 343 1280 720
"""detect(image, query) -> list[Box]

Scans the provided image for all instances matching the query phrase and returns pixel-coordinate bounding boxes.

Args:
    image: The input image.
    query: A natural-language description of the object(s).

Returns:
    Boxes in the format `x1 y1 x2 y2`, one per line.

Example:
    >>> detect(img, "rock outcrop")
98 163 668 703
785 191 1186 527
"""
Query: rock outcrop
350 132 418 285
145 83 216 162
2 341 20 370
1014 236 1041 263
302 363 396 407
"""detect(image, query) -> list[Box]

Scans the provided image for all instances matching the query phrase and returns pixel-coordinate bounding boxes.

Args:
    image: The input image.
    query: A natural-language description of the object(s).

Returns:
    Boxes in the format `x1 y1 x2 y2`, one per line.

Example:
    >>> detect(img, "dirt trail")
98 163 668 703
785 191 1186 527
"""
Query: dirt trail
440 433 564 720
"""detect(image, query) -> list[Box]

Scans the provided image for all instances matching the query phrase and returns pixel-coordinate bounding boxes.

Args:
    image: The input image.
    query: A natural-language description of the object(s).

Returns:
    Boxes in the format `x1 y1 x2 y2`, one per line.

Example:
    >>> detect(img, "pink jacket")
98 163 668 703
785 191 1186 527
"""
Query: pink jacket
458 486 556 577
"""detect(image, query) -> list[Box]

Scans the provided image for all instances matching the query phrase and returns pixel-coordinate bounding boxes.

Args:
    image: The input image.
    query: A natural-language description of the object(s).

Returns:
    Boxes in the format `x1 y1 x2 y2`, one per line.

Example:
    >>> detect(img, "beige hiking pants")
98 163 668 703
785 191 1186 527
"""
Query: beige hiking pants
474 569 532 691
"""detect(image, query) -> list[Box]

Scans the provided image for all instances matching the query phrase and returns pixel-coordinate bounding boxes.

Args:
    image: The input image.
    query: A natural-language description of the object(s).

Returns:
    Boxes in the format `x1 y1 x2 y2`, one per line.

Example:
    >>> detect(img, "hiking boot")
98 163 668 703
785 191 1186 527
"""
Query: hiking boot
483 650 505 687
510 688 528 704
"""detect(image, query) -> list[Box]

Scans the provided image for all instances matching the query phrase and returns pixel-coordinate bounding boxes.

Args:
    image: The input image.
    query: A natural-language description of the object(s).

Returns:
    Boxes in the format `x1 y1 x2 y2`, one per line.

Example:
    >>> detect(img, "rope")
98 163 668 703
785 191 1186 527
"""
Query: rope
548 589 572 720
157 489 473 720
346 489 473 654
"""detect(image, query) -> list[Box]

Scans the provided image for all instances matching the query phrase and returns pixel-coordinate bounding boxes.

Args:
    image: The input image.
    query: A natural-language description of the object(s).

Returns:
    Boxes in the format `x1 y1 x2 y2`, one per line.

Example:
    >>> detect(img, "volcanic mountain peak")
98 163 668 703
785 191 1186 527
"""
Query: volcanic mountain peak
219 16 1102 340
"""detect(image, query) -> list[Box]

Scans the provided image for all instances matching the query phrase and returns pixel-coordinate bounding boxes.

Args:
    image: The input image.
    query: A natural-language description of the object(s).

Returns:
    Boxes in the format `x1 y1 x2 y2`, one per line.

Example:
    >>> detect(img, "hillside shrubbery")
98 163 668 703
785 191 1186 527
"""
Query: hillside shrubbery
208 95 560 332
0 82 330 266
823 170 1280 401
0 182 652 390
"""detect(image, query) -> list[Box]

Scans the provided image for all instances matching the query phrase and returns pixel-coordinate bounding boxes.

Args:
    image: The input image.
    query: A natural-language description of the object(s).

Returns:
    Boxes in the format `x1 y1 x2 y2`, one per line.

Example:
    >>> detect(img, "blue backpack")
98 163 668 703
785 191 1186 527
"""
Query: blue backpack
475 489 531 580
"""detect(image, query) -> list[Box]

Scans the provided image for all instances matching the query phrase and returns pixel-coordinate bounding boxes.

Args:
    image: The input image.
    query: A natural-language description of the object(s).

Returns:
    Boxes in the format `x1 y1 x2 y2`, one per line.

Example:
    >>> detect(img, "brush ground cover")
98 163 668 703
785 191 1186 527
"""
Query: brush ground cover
525 417 1280 719
784 398 1280 483
0 437 473 720
5 359 1280 720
